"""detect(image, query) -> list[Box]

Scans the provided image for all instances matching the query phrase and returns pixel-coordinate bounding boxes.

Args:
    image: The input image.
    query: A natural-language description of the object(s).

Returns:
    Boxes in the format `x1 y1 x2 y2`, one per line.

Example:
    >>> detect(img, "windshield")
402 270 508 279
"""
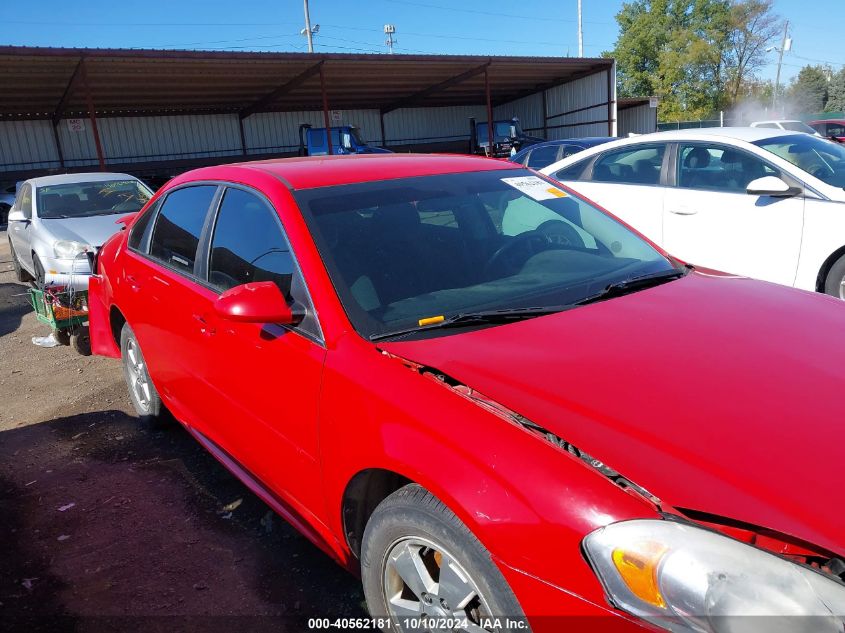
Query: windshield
753 134 845 188
779 121 817 134
36 179 153 219
477 121 520 143
296 169 676 339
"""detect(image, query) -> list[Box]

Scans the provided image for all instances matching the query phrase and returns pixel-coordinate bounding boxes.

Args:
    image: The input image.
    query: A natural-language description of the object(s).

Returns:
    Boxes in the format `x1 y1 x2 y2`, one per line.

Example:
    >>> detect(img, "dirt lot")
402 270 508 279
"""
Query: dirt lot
0 231 364 632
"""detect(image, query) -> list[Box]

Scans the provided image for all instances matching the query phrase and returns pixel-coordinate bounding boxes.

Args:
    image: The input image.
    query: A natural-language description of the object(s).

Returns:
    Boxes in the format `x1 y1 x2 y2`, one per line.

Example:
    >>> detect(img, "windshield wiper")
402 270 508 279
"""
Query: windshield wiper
576 267 688 307
370 267 690 342
370 306 566 341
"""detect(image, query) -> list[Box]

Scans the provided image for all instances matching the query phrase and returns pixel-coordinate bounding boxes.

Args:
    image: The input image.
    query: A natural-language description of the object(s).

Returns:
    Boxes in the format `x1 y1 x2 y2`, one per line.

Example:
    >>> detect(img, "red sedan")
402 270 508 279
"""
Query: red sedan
89 154 845 632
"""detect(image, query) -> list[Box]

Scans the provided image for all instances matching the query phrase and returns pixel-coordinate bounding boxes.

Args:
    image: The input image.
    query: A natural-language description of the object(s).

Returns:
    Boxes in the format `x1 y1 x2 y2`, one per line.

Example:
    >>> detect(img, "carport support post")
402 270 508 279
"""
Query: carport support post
52 123 65 168
606 65 614 137
541 89 548 139
319 64 333 155
81 64 106 171
484 68 494 153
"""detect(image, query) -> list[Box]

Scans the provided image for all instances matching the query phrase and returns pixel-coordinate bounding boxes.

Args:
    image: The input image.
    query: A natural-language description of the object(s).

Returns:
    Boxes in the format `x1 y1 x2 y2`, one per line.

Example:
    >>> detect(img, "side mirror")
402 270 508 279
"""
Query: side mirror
7 209 27 223
746 176 802 198
213 281 299 325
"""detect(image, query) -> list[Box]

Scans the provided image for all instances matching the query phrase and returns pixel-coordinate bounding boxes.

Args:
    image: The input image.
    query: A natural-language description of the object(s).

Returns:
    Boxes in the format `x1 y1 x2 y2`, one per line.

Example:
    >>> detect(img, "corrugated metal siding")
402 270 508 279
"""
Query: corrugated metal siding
99 114 242 164
244 109 382 155
0 120 61 171
618 103 657 136
493 93 543 133
545 71 612 139
384 105 487 145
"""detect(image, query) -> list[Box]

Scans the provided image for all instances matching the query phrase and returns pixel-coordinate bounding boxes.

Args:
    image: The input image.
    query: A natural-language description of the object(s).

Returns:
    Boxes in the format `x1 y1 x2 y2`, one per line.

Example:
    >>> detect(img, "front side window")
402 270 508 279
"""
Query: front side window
149 185 216 275
677 144 780 192
296 170 675 340
17 184 32 219
753 134 845 188
592 145 665 185
208 188 295 293
526 145 560 169
208 187 320 339
35 179 152 220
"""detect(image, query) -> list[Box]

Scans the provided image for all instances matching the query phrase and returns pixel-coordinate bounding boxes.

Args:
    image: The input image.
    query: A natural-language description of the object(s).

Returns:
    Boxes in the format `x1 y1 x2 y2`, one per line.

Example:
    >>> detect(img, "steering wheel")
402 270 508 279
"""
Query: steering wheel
536 219 586 248
484 230 553 278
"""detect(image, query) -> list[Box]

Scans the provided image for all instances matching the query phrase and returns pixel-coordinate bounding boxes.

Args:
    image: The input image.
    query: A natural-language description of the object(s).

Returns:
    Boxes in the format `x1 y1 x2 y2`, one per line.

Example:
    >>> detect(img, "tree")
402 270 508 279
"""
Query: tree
826 68 845 113
725 0 782 103
608 0 782 119
786 65 829 115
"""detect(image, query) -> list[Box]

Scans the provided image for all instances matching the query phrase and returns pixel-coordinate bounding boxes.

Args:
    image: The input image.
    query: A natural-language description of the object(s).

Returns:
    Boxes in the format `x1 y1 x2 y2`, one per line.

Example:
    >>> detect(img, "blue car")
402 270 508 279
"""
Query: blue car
509 137 616 170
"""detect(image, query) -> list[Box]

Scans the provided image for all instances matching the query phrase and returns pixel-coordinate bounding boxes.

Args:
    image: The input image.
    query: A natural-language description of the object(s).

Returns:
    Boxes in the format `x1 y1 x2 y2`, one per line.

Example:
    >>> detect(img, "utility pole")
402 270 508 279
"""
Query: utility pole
303 0 315 53
577 0 583 57
772 20 789 111
384 24 396 55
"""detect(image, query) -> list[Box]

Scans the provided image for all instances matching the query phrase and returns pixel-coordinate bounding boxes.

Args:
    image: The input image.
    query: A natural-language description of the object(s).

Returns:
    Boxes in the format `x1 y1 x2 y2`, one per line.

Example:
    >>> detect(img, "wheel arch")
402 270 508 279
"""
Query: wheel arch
341 468 413 559
815 245 845 293
109 304 127 350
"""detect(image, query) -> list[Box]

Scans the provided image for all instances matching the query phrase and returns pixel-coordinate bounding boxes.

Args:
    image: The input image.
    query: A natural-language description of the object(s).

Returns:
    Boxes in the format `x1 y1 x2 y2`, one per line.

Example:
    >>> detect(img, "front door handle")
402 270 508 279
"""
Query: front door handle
193 313 216 337
668 207 698 216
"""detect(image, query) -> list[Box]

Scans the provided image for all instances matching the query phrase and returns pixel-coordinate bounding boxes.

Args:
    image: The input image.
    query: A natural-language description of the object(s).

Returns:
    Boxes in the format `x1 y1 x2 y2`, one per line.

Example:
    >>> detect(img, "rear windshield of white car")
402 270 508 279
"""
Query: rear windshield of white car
753 135 845 189
36 180 153 219
779 121 818 134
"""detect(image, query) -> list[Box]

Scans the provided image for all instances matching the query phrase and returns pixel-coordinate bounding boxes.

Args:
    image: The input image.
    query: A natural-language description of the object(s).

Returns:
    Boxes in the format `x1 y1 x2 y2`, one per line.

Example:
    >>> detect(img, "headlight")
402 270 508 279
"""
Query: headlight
583 519 845 632
53 240 90 259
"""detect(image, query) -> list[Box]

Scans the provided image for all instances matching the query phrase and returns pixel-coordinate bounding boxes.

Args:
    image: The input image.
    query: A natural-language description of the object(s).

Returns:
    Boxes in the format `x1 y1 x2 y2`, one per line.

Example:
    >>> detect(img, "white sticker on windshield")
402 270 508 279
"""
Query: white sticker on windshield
501 176 568 201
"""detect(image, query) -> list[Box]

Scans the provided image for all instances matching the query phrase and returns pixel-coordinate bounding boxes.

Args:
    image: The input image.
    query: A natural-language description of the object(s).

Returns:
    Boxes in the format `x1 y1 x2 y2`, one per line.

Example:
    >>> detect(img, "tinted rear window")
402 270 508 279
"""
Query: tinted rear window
149 186 216 274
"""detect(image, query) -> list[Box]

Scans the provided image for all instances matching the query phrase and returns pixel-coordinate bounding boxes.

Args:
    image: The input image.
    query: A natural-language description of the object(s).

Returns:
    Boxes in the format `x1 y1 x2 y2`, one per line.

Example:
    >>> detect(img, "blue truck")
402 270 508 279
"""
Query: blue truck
298 124 392 156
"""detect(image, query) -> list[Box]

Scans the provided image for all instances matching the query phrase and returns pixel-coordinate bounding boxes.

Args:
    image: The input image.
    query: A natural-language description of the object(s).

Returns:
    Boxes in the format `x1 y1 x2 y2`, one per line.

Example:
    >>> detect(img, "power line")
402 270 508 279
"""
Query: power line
382 0 613 25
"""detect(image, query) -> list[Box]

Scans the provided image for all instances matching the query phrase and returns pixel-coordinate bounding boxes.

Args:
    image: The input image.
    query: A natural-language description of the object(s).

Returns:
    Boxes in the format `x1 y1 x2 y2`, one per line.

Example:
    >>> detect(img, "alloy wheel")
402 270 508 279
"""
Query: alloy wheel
125 338 151 412
382 536 496 633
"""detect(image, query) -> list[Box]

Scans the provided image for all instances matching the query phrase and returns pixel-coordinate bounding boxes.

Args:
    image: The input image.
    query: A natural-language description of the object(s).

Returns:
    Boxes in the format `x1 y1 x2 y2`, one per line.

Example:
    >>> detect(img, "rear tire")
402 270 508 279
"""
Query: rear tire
120 323 168 427
72 326 91 356
824 254 845 300
361 484 528 633
8 240 32 282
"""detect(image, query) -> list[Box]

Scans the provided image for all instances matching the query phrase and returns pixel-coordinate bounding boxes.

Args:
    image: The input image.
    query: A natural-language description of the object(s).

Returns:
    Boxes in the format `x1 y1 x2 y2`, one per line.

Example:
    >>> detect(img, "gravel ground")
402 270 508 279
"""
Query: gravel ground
0 231 364 632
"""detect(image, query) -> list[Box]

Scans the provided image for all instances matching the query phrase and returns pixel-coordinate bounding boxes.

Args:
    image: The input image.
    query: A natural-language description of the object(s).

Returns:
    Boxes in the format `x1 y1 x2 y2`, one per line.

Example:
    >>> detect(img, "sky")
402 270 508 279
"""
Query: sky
1 0 841 84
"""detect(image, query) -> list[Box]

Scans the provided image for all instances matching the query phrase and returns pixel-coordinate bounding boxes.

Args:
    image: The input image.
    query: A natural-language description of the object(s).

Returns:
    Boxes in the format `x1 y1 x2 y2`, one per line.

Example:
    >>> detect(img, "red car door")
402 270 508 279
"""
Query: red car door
122 184 223 438
195 186 327 517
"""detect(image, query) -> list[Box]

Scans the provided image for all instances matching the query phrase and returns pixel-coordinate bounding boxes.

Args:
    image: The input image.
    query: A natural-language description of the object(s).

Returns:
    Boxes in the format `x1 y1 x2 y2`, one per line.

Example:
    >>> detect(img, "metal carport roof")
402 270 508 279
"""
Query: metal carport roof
0 46 613 121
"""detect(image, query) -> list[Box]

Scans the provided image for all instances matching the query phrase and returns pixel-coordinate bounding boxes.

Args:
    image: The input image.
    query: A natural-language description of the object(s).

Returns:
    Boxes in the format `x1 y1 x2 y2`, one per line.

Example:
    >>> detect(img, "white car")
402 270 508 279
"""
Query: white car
750 120 821 136
7 173 152 287
540 128 845 298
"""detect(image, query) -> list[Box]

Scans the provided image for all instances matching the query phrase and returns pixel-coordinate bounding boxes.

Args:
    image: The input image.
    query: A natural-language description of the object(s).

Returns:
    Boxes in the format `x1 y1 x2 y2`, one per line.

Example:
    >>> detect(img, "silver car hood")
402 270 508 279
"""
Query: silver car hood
39 213 129 248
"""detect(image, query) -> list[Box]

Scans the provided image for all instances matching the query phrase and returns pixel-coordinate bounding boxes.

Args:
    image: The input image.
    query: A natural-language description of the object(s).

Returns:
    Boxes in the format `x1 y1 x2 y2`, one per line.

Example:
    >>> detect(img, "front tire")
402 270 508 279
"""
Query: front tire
824 254 845 299
120 323 168 427
361 484 528 633
8 240 32 282
32 254 45 288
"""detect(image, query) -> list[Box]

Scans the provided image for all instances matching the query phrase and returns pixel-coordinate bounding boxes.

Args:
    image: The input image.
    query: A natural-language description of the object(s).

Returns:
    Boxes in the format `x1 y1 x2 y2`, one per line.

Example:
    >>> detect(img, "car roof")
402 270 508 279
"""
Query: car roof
27 172 139 188
173 154 523 190
752 119 802 124
634 127 797 142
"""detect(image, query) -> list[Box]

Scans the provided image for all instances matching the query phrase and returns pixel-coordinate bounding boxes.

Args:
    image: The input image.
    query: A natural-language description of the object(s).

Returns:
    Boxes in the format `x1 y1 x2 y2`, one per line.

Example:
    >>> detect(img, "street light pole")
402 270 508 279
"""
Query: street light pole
772 20 789 111
303 0 314 53
577 0 583 57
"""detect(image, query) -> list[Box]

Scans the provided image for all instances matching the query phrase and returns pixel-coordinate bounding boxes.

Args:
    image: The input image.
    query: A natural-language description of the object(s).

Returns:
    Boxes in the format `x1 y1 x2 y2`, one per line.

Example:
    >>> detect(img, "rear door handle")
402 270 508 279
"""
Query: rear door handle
126 274 142 292
193 313 216 337
668 207 698 216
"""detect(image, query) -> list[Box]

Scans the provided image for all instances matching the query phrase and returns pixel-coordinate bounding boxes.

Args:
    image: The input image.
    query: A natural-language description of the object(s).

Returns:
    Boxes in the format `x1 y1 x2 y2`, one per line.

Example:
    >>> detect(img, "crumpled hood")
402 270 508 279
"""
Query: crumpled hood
381 271 845 556
39 213 130 249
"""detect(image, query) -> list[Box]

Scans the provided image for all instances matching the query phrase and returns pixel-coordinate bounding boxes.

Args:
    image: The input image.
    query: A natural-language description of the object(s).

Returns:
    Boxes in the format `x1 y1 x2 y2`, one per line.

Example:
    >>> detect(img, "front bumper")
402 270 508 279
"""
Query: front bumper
40 252 94 290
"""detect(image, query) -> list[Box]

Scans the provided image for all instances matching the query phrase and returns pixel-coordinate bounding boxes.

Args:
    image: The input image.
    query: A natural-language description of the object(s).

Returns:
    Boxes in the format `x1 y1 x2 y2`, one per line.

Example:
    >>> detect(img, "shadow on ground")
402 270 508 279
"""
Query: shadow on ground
0 281 32 338
0 409 364 632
